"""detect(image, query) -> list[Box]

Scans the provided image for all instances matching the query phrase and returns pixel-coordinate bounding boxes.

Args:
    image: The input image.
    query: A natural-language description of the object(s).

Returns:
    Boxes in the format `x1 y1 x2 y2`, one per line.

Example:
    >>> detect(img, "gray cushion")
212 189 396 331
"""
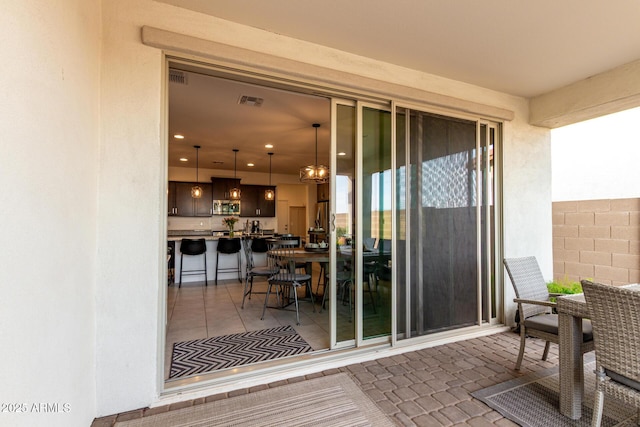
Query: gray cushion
524 314 593 341
606 369 640 392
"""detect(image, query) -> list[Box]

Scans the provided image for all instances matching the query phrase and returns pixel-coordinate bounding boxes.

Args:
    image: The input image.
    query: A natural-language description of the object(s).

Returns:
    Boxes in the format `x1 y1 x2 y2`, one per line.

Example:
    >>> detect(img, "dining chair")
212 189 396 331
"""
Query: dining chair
241 238 278 309
503 256 594 370
581 280 640 427
261 239 315 325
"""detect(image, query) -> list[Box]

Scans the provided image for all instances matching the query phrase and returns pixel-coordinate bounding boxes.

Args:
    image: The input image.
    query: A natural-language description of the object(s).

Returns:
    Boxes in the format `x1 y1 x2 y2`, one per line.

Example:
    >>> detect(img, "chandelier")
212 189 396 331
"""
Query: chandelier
299 123 329 183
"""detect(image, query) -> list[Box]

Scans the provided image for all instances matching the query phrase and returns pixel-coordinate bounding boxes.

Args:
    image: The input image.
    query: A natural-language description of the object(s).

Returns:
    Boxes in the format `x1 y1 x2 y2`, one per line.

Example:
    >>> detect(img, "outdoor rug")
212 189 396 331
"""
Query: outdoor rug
169 325 313 379
472 358 637 426
116 373 392 426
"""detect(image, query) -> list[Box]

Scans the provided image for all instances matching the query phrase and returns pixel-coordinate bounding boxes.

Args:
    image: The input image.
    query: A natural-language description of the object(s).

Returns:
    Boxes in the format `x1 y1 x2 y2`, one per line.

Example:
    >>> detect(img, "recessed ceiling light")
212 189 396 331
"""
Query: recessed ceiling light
174 134 185 139
265 144 273 148
338 152 346 156
247 163 255 167
179 157 188 162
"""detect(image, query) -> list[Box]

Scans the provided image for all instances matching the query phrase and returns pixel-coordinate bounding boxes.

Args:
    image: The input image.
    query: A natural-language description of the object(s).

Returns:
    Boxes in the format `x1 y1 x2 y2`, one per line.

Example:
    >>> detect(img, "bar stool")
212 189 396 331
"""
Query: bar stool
215 237 242 286
178 238 207 287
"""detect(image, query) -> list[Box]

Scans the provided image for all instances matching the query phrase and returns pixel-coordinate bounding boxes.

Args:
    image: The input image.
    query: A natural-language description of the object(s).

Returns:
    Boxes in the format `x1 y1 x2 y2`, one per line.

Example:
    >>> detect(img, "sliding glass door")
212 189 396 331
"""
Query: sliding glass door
396 108 499 338
331 101 499 347
360 106 392 341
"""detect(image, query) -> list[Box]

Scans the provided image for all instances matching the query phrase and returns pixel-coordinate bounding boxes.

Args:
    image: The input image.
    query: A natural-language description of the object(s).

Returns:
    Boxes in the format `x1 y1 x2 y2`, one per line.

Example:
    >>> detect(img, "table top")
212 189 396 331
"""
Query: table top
557 283 640 317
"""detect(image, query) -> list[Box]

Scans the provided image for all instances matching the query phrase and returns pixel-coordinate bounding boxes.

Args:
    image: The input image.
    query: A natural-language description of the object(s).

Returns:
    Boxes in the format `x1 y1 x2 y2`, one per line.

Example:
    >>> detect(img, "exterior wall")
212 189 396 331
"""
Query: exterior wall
553 198 640 285
2 0 553 421
1 2 101 426
100 0 550 415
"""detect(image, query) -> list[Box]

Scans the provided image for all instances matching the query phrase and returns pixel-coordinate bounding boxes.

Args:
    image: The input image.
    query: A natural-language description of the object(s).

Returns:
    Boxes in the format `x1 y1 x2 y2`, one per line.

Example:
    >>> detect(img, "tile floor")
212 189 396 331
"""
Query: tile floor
93 330 562 426
165 276 328 379
165 265 391 380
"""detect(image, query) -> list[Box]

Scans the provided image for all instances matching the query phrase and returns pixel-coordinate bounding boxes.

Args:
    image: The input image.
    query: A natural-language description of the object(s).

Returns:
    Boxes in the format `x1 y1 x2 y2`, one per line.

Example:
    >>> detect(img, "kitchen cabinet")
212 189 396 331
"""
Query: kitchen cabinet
168 181 213 216
240 185 276 217
317 182 329 201
211 177 241 200
167 181 177 215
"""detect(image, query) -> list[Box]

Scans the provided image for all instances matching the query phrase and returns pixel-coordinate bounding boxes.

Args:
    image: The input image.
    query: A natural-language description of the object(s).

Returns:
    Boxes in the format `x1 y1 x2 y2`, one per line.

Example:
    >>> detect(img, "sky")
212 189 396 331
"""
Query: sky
551 106 640 201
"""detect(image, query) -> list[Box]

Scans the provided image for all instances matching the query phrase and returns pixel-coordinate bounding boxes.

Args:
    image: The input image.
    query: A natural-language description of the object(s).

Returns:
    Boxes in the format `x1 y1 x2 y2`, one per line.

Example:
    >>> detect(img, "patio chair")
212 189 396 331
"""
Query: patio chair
581 280 640 427
503 256 593 370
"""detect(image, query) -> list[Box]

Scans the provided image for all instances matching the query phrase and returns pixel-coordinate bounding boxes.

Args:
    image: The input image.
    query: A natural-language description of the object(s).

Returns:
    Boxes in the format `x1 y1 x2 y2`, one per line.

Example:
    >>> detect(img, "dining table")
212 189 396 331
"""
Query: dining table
556 283 640 419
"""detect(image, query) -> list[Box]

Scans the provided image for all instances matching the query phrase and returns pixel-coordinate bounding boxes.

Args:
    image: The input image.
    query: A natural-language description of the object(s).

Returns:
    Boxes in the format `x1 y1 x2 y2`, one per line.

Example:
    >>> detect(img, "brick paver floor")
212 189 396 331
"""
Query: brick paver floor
92 331 560 426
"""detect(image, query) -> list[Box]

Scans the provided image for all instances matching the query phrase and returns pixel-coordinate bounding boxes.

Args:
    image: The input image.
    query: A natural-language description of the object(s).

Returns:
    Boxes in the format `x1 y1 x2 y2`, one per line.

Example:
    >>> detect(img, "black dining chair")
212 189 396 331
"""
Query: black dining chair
241 238 278 308
179 238 207 287
261 239 315 325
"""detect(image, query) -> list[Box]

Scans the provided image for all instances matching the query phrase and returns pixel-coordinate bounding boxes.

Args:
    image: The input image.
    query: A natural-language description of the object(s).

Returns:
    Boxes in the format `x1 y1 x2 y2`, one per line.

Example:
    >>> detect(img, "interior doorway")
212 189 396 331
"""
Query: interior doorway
276 200 289 234
165 62 333 387
289 206 307 238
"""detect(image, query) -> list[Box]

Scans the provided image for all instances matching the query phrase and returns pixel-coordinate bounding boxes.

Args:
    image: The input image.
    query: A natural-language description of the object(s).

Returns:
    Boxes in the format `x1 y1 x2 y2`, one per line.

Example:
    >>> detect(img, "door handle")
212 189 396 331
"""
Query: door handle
331 213 336 231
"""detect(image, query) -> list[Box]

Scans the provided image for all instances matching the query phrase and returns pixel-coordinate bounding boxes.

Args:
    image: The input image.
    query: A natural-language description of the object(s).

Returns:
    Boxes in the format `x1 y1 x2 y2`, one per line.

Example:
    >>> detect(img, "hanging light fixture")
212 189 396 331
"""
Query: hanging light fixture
265 152 275 200
229 149 241 200
299 123 329 183
191 145 202 198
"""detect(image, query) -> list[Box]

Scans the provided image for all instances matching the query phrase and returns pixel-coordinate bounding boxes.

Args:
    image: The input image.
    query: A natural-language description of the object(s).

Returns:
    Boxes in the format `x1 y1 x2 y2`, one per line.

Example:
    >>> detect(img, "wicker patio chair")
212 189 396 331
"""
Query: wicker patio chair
581 280 640 427
504 256 594 370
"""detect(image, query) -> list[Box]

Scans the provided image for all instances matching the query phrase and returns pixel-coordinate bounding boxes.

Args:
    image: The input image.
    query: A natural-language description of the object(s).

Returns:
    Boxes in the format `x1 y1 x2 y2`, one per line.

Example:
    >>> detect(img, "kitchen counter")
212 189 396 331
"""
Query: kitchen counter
167 230 275 241
167 231 274 284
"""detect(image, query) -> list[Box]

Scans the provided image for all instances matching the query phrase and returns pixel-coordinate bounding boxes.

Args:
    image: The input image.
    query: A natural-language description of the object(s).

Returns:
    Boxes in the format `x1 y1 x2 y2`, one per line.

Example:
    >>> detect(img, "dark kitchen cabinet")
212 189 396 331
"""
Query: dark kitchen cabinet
240 185 276 217
168 181 213 217
167 181 177 215
211 177 241 200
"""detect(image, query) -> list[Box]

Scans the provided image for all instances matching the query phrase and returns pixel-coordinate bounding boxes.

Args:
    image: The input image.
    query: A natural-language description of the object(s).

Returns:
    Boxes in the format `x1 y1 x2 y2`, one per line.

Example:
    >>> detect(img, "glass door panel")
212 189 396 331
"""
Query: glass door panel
333 102 356 345
361 106 392 340
398 110 483 337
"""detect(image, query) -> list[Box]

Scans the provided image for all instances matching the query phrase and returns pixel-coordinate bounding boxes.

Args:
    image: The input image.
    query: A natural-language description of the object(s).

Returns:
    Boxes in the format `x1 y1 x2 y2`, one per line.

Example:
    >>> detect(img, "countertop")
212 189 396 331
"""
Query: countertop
167 230 275 241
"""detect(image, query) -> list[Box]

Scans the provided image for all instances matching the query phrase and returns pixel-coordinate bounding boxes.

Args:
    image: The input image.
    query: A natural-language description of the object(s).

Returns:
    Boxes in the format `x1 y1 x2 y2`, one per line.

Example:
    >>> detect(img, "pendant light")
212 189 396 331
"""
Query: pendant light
229 149 241 200
299 123 329 183
191 145 202 198
265 152 275 200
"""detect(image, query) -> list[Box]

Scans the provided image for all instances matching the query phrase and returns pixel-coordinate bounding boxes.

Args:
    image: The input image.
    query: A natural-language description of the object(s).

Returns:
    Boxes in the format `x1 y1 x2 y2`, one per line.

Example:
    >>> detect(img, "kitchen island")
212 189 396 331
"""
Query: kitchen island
167 231 273 284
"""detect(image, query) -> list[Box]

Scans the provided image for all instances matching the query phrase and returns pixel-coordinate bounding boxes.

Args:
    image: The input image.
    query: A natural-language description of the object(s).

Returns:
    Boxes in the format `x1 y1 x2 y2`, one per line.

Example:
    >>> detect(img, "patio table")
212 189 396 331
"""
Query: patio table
557 283 640 419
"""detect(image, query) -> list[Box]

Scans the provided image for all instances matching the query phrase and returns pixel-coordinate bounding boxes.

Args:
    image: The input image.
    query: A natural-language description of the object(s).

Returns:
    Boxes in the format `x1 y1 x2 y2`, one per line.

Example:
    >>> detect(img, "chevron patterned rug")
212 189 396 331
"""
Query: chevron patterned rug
169 325 313 379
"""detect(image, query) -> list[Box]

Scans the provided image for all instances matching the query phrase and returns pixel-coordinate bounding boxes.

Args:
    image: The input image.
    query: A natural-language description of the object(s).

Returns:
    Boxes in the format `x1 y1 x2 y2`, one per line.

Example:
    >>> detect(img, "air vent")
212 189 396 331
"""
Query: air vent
169 69 188 85
238 95 264 107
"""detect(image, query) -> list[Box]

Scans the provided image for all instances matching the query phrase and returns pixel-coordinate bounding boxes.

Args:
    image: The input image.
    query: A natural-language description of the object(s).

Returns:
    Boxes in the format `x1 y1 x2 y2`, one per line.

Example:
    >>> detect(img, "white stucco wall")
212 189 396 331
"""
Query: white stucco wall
95 0 550 414
1 0 552 421
0 2 101 426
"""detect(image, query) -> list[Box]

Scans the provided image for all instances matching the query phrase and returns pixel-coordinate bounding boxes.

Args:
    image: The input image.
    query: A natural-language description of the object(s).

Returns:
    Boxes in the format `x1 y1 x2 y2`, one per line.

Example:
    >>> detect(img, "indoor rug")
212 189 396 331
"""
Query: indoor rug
116 373 392 426
472 358 636 426
169 325 313 379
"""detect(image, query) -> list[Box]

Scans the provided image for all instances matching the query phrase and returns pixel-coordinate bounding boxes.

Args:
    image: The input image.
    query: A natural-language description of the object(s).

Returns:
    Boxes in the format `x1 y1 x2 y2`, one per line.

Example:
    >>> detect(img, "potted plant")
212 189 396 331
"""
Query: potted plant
222 216 238 237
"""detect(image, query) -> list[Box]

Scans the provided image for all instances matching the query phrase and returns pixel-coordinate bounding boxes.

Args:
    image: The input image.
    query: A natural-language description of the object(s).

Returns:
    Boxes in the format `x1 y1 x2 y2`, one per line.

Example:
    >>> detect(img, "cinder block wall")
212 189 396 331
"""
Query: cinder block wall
553 198 640 285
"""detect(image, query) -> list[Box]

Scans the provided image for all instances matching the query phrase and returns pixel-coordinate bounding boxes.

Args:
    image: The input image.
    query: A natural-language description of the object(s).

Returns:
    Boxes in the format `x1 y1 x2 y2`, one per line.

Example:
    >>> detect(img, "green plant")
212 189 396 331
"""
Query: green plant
546 278 585 305
336 226 347 237
546 279 583 295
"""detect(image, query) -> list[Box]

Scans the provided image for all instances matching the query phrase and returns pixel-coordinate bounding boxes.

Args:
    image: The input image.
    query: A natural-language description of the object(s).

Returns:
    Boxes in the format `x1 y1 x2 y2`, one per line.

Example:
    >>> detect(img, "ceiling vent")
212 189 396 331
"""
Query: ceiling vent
238 95 264 107
169 69 188 85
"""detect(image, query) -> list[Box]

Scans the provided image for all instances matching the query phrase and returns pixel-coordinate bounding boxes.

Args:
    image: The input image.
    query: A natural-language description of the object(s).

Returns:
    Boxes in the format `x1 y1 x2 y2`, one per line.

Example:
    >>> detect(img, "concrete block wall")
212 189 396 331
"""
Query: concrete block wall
553 198 640 285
